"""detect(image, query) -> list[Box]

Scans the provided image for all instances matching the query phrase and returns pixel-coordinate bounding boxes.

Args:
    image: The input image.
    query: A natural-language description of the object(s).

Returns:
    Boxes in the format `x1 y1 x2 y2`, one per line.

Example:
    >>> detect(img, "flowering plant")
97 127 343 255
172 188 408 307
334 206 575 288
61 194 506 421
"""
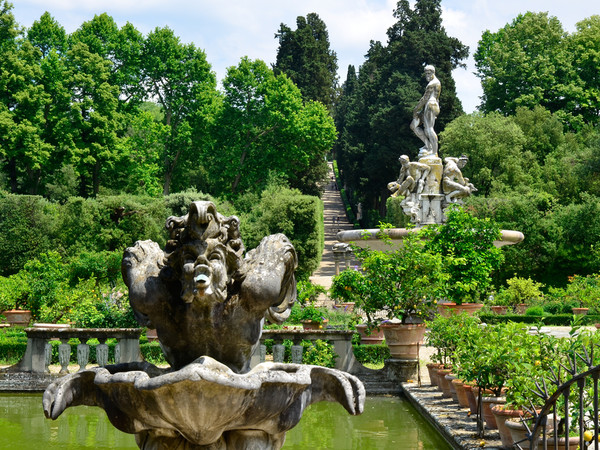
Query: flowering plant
330 226 448 328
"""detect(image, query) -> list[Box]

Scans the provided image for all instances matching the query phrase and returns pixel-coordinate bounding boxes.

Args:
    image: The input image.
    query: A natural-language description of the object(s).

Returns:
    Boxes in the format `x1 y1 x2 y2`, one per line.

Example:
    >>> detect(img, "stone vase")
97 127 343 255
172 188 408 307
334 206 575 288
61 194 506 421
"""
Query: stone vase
481 395 506 429
436 368 453 398
491 305 509 315
572 307 589 316
445 374 459 402
515 303 528 314
463 383 479 417
1 309 32 327
301 319 328 330
355 324 384 345
437 302 484 317
505 419 530 449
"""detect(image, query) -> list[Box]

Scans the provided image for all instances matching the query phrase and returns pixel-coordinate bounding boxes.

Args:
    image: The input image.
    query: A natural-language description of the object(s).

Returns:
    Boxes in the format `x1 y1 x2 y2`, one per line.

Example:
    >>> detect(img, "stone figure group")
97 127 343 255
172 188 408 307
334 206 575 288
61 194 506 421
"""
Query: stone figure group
388 65 476 225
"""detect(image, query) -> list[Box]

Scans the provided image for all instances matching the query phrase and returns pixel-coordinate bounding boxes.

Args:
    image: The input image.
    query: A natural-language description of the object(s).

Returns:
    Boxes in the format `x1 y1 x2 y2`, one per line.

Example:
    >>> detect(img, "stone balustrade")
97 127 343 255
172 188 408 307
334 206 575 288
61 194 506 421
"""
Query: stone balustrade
10 327 143 374
250 329 363 373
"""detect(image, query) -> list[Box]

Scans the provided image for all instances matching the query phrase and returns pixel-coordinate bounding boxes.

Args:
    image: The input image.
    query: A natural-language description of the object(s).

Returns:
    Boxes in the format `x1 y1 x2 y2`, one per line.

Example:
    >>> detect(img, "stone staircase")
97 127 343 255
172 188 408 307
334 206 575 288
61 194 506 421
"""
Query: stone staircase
309 162 355 305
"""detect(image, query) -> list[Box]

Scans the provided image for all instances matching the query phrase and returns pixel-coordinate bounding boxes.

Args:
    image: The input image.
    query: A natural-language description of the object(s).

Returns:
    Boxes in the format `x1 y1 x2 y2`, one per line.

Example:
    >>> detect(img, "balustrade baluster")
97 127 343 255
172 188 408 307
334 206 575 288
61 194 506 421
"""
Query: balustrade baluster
44 342 52 374
291 345 303 364
114 342 121 364
77 340 90 371
273 341 285 363
96 338 109 367
58 338 71 374
260 344 266 363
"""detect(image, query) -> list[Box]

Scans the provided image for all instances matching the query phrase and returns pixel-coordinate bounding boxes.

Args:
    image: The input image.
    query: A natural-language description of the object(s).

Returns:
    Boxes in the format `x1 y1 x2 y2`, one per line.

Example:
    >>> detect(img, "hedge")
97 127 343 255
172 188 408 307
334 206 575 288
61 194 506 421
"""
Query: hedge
480 313 600 326
352 344 390 365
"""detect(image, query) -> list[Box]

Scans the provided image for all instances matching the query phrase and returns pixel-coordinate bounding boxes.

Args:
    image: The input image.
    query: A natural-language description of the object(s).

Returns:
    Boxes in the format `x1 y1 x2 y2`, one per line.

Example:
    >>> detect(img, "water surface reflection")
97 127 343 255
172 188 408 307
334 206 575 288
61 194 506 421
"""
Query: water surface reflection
0 393 449 449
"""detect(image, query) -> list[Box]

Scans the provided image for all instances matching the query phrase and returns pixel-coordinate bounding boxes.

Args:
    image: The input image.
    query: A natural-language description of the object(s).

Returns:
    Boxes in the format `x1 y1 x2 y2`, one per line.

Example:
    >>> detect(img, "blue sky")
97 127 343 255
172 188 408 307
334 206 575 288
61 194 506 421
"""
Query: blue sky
9 0 600 113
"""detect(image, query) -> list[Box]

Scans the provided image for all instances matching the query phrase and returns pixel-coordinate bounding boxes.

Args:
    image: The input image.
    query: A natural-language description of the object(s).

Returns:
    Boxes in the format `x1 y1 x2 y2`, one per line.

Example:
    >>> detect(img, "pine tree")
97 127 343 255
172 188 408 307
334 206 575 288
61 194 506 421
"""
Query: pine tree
274 13 338 110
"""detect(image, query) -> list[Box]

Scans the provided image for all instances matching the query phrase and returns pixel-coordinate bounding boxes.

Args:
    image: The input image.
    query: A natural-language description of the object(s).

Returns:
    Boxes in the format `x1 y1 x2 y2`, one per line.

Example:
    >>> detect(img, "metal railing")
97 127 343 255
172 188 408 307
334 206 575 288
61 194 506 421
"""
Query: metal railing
516 346 600 450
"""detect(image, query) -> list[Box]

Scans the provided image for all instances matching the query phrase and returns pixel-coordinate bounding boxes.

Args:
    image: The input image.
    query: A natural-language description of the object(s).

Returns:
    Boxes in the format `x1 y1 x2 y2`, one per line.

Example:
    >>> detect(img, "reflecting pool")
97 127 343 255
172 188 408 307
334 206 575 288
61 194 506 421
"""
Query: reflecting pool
0 393 450 449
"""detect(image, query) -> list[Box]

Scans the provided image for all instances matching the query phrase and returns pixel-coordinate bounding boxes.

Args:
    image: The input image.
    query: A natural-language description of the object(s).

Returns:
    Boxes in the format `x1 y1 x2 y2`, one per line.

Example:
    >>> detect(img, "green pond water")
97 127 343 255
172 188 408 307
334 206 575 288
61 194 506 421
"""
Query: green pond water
0 393 450 449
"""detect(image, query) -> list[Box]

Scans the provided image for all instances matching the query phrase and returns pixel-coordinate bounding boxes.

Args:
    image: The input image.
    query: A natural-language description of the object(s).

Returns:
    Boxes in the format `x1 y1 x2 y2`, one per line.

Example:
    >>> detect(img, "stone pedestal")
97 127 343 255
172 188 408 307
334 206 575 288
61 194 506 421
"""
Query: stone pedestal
385 359 419 382
420 193 444 225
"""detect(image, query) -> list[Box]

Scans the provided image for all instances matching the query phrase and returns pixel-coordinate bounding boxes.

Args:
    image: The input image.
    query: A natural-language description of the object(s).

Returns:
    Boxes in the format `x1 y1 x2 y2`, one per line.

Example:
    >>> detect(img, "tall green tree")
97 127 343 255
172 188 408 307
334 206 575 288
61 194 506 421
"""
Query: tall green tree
69 13 144 112
569 15 600 124
474 12 582 128
336 0 467 220
207 57 335 197
274 13 338 110
66 41 120 196
139 26 218 195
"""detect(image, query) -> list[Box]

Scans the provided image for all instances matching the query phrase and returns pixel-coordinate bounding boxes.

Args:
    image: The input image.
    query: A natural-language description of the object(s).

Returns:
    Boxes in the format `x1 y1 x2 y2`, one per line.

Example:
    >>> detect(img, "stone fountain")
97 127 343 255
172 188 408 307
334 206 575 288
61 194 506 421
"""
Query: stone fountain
338 65 523 250
43 201 365 449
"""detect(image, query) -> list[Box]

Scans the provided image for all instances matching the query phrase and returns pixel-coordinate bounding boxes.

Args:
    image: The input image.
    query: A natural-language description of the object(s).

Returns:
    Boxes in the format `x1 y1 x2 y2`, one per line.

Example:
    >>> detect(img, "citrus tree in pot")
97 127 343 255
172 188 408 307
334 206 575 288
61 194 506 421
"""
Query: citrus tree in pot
423 205 504 315
331 225 448 359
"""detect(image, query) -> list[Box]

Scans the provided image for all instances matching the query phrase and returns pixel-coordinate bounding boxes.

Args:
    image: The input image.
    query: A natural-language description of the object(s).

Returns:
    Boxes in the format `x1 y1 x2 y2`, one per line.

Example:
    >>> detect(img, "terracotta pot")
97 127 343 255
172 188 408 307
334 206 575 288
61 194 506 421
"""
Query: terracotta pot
301 319 328 330
436 368 453 398
452 378 470 408
146 329 159 341
426 363 443 387
515 303 527 314
445 374 459 402
572 307 589 316
336 302 355 313
355 324 384 345
544 437 580 450
491 305 509 315
463 383 478 416
491 404 526 449
505 419 530 449
437 302 484 317
505 416 555 449
380 323 426 359
1 309 32 327
481 396 506 429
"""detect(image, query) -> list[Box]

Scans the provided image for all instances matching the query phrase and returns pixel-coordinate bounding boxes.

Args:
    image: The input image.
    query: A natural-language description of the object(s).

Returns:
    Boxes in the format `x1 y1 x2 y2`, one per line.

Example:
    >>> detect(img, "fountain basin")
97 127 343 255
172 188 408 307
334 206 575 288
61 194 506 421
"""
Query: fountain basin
337 228 524 251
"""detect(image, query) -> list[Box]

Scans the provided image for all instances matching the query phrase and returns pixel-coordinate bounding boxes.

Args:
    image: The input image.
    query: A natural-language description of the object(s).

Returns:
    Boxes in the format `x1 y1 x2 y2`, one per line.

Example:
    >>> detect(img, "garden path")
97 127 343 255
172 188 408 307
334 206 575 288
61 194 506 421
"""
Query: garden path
309 162 355 301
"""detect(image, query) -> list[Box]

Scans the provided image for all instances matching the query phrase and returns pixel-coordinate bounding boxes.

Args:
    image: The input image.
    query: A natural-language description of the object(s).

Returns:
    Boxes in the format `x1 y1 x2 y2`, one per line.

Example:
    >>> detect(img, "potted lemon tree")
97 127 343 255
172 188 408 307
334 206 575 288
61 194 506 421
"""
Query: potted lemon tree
423 206 504 316
331 226 448 359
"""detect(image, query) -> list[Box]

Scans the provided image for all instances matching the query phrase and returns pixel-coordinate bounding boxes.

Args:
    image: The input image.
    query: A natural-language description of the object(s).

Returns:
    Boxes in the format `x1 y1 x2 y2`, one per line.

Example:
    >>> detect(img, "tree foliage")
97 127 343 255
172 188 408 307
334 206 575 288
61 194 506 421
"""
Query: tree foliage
207 57 335 198
475 12 600 129
274 13 338 110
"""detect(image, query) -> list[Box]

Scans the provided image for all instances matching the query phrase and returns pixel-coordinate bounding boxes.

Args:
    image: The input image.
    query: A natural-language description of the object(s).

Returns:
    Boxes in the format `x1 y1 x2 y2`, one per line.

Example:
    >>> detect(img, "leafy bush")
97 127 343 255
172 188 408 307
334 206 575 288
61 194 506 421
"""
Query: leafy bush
495 276 544 308
296 280 327 305
331 227 446 326
423 205 504 304
302 339 337 367
352 344 390 365
524 305 545 316
239 185 323 280
0 193 60 276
